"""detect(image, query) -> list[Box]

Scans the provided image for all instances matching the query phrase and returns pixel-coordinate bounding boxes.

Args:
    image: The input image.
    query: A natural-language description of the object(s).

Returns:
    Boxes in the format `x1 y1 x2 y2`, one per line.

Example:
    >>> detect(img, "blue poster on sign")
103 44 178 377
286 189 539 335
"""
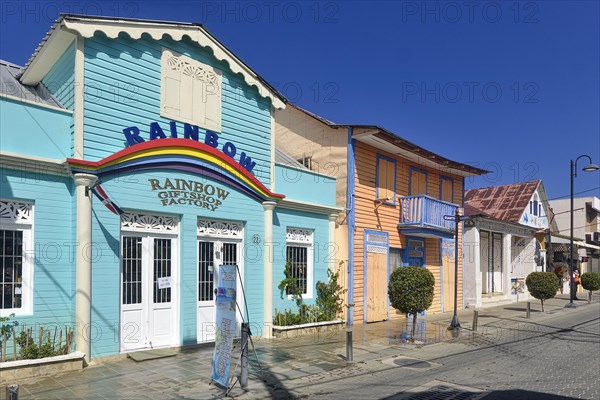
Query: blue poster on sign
211 264 237 389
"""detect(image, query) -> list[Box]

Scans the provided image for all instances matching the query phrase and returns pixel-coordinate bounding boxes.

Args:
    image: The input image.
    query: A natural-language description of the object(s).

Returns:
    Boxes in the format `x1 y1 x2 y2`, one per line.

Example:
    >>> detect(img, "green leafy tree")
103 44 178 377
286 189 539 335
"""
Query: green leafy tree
526 272 560 312
316 269 347 321
388 266 435 340
278 260 303 307
580 272 600 304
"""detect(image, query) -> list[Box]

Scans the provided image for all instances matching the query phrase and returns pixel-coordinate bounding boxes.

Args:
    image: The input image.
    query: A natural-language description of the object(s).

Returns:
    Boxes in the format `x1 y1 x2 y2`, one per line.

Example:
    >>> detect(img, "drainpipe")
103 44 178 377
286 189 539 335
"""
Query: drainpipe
347 127 355 326
328 214 337 272
74 173 98 364
346 127 356 361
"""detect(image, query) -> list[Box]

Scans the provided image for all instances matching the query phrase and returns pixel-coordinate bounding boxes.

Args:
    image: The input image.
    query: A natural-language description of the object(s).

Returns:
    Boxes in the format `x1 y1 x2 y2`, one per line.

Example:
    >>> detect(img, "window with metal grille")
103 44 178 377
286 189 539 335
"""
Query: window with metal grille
198 241 214 302
153 239 172 303
1 230 23 310
286 246 308 295
222 243 238 266
122 237 143 305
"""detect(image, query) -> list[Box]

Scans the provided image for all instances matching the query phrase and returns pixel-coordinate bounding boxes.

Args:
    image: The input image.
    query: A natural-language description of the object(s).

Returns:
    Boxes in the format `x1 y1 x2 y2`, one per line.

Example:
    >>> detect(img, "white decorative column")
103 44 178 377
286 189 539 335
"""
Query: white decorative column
463 225 480 307
262 201 276 339
503 233 512 298
328 214 338 272
74 173 98 363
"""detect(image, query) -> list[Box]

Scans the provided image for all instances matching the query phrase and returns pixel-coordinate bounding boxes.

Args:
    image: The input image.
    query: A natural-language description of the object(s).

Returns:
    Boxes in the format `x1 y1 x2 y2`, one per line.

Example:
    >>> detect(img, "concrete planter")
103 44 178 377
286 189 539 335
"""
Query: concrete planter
0 351 86 384
272 319 345 338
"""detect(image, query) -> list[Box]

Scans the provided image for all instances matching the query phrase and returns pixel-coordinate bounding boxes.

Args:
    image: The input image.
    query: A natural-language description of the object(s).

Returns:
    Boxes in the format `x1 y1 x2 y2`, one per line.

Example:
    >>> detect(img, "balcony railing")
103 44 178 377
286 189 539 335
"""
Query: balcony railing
399 195 458 233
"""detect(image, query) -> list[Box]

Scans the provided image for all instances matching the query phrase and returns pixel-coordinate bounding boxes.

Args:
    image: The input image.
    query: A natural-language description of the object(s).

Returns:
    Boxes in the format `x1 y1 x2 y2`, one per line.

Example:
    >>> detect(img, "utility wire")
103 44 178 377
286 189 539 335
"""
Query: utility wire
552 225 598 234
547 187 600 201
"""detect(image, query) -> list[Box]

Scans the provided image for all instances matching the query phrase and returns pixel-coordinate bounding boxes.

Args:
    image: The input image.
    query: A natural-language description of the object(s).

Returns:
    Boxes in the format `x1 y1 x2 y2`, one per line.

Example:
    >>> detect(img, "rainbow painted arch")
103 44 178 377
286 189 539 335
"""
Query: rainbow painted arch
67 139 285 202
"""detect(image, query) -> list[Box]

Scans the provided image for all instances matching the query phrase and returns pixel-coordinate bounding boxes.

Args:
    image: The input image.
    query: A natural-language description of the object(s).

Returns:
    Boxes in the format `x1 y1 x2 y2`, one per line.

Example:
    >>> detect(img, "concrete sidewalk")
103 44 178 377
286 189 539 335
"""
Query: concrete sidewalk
4 292 598 399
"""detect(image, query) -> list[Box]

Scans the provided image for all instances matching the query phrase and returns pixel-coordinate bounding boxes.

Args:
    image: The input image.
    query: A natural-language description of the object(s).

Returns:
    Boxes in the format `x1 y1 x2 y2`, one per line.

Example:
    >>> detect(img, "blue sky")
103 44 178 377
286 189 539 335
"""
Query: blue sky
1 0 598 202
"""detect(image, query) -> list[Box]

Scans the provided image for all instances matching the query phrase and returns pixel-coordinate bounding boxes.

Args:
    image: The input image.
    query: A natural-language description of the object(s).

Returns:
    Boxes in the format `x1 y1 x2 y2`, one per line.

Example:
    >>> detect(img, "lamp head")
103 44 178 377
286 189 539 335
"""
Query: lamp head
582 163 599 172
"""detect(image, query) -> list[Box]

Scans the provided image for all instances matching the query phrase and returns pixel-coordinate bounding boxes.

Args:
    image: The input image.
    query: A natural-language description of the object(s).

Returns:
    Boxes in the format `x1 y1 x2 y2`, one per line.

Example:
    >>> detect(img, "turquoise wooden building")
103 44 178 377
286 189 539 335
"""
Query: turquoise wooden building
0 14 340 361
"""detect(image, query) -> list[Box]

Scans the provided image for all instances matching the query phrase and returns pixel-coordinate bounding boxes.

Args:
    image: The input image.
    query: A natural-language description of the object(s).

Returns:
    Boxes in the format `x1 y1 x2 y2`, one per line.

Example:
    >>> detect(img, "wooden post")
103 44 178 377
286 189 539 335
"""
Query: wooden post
66 328 72 353
526 302 531 318
472 310 479 332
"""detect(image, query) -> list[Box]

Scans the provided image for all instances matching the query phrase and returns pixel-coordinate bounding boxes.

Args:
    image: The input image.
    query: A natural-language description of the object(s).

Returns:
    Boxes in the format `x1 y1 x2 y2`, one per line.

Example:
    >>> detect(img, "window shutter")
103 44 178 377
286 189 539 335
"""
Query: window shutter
161 49 222 132
162 50 182 120
203 68 222 132
385 159 395 199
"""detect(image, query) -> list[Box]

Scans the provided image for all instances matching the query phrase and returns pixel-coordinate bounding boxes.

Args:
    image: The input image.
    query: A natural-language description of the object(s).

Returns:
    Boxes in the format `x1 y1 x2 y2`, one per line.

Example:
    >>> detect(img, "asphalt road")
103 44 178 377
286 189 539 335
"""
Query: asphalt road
274 302 600 400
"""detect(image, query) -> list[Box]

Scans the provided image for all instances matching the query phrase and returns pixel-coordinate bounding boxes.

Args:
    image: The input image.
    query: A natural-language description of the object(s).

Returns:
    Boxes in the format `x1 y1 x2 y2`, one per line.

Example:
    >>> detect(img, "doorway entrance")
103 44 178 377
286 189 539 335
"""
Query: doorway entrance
197 219 244 343
120 213 179 353
365 230 389 323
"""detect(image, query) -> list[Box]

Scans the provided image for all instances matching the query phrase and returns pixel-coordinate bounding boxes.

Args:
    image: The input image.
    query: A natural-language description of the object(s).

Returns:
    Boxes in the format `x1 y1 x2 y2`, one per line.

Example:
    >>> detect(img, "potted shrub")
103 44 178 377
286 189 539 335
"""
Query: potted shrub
580 272 600 304
525 272 560 312
388 266 434 340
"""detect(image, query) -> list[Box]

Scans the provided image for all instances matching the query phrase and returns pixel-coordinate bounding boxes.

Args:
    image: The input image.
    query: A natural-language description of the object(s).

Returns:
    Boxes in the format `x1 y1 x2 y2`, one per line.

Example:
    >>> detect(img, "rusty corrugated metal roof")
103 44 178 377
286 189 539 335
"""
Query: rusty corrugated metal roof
464 180 541 224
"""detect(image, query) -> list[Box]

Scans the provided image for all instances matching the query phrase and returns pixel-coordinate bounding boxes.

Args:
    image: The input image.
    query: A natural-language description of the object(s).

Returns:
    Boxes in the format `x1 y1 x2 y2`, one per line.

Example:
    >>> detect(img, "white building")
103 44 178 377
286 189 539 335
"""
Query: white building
463 181 553 308
549 196 600 274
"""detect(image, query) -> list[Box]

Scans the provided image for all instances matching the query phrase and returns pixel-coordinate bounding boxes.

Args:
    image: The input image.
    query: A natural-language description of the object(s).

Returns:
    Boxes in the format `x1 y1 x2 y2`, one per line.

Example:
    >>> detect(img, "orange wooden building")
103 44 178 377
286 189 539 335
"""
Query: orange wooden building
275 104 487 324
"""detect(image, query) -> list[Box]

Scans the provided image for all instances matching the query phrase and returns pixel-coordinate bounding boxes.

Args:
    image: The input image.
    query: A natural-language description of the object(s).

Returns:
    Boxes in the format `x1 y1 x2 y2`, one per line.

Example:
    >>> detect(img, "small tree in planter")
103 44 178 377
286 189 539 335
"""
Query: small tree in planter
388 266 435 340
525 272 560 312
580 272 600 304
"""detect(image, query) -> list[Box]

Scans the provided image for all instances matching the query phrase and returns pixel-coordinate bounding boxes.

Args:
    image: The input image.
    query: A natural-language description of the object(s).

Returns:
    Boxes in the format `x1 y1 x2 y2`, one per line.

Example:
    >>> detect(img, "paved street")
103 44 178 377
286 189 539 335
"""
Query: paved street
5 294 599 400
272 299 600 400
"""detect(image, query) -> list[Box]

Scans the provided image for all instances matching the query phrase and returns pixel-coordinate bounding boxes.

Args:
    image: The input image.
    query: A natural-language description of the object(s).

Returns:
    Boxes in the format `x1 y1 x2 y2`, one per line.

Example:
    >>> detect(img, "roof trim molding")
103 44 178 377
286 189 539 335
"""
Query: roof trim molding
0 151 70 176
469 215 538 237
0 93 73 114
21 16 286 109
20 27 76 85
276 198 343 215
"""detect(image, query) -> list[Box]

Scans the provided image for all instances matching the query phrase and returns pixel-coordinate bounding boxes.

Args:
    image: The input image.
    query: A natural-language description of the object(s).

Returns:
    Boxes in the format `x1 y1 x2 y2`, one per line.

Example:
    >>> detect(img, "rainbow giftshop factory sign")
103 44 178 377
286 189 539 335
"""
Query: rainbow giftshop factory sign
123 121 257 173
149 178 230 211
67 121 285 205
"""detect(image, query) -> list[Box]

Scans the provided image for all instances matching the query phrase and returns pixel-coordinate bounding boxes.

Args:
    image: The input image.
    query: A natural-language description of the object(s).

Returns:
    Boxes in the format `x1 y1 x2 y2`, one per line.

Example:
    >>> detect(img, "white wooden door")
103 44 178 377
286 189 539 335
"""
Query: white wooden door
121 235 178 352
197 240 216 342
197 240 242 343
121 236 145 352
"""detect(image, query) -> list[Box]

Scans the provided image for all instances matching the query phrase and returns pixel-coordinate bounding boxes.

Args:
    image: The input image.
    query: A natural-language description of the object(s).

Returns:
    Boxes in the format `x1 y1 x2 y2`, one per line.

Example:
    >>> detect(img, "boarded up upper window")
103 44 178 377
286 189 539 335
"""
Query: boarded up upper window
161 49 222 132
376 155 396 203
441 177 453 203
410 168 427 195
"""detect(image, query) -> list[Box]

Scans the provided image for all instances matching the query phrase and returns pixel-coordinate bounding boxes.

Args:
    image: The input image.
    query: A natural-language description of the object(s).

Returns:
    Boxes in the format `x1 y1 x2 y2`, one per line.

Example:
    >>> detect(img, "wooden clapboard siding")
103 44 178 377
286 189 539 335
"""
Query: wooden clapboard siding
353 141 465 321
83 34 272 186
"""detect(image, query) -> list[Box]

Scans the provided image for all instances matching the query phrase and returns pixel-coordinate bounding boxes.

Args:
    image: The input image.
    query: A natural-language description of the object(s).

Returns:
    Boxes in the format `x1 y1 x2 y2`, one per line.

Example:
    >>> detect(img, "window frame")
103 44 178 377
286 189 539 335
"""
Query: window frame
0 201 34 317
375 154 397 206
285 228 314 299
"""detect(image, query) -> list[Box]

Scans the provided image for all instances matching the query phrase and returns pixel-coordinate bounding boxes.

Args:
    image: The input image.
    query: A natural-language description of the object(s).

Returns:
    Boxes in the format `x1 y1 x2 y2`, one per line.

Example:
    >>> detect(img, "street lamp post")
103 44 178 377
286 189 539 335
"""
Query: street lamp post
566 155 599 308
445 209 471 331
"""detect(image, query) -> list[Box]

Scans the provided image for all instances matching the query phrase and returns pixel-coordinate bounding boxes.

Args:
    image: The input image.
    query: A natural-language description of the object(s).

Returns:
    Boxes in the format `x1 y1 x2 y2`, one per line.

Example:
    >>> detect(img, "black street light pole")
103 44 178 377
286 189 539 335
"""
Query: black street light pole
566 154 599 309
448 208 461 330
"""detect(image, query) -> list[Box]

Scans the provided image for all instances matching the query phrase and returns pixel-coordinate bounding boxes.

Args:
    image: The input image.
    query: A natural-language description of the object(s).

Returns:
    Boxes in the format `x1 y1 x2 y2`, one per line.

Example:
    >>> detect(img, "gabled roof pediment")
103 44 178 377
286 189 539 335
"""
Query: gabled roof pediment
20 14 286 109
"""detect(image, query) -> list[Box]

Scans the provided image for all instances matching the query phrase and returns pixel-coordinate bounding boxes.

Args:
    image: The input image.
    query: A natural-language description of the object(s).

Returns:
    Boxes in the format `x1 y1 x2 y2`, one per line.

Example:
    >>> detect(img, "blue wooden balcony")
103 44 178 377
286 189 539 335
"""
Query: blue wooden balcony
398 195 458 239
